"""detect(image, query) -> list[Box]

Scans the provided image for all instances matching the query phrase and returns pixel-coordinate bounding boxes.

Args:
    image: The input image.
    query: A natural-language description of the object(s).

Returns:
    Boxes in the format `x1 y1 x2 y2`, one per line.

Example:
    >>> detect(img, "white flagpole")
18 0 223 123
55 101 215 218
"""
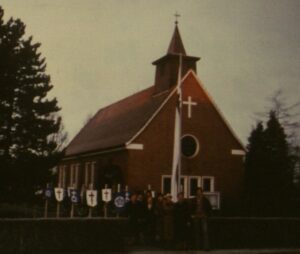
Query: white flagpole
171 54 183 202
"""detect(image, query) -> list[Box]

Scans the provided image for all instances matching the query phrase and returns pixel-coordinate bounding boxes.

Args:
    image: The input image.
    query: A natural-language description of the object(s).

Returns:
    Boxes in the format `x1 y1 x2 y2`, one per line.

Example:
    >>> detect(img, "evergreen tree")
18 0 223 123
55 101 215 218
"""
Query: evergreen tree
244 122 265 214
0 6 64 203
245 111 294 216
263 111 293 212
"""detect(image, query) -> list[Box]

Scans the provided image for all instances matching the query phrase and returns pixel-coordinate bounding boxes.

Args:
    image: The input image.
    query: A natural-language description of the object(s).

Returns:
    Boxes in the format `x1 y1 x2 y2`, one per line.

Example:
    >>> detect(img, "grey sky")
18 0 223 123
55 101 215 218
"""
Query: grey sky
1 0 300 144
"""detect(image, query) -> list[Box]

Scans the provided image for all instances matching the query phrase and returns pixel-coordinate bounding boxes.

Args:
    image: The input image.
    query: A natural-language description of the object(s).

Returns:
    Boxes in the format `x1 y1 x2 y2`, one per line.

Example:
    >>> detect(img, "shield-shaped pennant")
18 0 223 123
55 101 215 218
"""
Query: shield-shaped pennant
86 190 98 207
70 189 80 204
113 192 126 213
54 187 64 202
102 188 112 203
45 187 53 199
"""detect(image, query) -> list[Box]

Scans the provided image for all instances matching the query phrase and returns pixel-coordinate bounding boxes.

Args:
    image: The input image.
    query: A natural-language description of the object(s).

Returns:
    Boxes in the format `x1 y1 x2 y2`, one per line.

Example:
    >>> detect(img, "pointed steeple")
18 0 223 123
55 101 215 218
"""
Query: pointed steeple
167 24 186 55
152 21 200 94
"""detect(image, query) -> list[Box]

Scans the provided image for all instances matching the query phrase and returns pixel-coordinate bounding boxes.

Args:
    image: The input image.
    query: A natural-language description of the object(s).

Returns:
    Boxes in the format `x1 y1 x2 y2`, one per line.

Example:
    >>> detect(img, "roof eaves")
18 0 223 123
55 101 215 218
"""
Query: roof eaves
62 144 126 161
126 69 194 146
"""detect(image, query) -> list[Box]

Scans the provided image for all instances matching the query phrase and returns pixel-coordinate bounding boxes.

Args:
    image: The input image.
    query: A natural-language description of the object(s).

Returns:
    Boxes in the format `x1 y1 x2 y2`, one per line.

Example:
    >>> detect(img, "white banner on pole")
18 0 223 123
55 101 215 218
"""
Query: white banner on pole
54 187 64 202
86 190 98 207
102 188 112 202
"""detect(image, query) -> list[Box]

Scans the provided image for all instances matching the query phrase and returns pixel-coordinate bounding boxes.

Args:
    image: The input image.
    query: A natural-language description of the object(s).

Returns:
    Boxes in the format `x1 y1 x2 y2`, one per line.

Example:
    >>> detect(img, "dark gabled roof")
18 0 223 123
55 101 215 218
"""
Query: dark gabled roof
65 86 171 157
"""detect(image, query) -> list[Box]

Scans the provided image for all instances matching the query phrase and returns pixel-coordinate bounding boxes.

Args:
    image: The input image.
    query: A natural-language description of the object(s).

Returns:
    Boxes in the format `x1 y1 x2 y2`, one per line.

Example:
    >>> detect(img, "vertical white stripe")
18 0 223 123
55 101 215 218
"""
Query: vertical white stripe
171 54 183 202
171 108 180 202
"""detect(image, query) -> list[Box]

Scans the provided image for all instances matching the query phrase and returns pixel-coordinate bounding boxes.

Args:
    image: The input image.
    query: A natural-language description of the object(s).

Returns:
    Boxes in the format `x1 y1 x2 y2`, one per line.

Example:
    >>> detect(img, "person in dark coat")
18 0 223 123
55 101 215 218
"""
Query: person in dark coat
190 187 212 250
162 194 174 248
144 195 156 244
154 193 164 244
126 192 145 244
173 192 191 250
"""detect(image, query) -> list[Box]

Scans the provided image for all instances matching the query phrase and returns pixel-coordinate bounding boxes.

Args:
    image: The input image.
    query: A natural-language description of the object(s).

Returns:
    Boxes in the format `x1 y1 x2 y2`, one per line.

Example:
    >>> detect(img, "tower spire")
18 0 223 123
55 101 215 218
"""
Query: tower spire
167 14 186 55
152 18 200 94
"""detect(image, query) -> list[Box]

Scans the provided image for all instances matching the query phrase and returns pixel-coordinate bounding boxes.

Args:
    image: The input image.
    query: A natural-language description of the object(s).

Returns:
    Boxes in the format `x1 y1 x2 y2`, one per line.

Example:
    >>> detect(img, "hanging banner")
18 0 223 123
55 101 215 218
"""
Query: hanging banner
113 192 126 212
70 189 80 204
54 187 65 202
102 188 112 203
86 190 98 207
45 187 53 199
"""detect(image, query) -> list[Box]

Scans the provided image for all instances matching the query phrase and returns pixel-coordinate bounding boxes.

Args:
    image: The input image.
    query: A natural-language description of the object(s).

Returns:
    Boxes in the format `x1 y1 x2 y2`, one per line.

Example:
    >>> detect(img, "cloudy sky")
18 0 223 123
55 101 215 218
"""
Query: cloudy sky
1 0 300 144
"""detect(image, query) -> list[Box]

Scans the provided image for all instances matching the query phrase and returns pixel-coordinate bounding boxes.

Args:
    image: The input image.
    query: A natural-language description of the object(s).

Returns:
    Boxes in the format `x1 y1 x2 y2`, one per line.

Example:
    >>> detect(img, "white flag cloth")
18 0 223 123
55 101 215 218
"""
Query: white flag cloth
86 190 98 207
102 188 112 202
171 54 182 202
54 187 64 202
171 107 181 202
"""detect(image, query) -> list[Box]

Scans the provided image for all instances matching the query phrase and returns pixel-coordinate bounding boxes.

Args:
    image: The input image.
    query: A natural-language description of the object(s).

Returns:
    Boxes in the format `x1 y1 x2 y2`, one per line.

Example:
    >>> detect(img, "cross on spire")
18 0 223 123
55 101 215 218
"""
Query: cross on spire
174 11 181 25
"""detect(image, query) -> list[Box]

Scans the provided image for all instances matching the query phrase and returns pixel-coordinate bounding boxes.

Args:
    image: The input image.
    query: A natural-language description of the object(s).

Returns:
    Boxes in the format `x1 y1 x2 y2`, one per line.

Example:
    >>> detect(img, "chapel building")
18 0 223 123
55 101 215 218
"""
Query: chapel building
57 23 245 213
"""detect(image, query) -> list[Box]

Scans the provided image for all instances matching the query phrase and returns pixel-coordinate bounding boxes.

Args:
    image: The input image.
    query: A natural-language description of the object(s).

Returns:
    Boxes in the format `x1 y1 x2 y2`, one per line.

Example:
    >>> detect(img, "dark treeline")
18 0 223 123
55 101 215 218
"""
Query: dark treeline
0 6 66 204
244 94 300 216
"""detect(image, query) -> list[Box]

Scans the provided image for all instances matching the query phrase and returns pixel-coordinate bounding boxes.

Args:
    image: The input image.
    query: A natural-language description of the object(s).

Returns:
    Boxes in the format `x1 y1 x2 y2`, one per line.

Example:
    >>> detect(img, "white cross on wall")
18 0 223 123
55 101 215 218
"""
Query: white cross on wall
183 96 197 118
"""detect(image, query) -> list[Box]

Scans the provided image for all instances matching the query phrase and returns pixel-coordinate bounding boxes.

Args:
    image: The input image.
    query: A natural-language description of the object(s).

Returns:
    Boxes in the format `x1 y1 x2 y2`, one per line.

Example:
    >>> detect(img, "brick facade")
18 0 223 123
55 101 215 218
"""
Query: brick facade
58 24 245 213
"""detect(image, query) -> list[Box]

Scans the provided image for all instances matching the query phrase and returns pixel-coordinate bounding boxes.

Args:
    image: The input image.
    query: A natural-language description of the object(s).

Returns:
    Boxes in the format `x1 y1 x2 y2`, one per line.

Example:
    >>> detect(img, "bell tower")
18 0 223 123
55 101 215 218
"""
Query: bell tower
152 19 200 94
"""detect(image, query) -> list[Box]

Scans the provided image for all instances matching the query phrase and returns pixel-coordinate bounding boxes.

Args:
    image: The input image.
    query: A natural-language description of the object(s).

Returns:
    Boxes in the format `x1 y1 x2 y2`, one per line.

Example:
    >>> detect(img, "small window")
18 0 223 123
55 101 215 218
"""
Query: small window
189 177 200 197
202 177 214 192
180 176 188 198
181 135 199 158
162 176 171 194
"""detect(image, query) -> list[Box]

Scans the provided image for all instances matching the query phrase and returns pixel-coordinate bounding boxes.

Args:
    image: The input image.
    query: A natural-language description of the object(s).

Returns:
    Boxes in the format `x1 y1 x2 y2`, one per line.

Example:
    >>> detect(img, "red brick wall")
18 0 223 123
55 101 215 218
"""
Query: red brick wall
58 71 244 213
127 71 245 212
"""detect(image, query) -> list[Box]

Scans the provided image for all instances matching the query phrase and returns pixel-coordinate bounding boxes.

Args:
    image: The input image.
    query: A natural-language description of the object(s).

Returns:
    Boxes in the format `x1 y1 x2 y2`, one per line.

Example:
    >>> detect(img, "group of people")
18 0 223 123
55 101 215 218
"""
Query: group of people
125 187 212 250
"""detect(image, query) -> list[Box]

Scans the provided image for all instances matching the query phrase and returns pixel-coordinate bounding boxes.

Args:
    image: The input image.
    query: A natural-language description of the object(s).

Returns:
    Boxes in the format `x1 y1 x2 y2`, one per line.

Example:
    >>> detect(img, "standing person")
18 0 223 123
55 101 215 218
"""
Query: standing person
162 194 174 249
173 192 191 250
144 195 156 244
190 187 212 250
154 193 164 245
126 192 145 245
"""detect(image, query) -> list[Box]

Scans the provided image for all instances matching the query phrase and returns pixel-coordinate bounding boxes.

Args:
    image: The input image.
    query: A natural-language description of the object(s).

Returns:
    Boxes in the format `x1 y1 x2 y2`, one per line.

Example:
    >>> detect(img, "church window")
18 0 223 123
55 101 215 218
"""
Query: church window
202 176 215 192
189 176 201 197
162 175 171 194
162 175 188 197
181 134 199 158
180 176 188 198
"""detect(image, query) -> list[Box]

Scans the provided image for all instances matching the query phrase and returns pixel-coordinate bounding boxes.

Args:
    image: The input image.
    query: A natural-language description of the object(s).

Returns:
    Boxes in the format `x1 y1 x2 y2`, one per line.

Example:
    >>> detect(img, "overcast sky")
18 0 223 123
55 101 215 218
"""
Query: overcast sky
1 0 300 144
